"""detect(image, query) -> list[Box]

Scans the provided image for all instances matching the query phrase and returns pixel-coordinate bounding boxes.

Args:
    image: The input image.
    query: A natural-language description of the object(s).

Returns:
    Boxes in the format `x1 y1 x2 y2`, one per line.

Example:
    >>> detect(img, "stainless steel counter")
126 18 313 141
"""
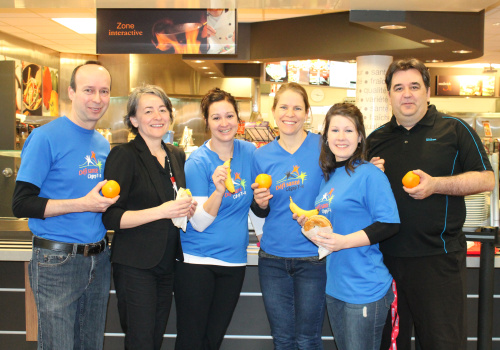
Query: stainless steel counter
0 219 260 264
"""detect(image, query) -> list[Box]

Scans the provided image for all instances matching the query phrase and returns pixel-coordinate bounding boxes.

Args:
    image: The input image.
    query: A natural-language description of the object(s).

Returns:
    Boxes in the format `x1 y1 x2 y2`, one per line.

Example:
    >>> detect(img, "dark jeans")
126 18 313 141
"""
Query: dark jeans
174 261 246 350
380 250 467 350
113 253 175 350
326 285 393 350
29 244 111 350
258 253 327 350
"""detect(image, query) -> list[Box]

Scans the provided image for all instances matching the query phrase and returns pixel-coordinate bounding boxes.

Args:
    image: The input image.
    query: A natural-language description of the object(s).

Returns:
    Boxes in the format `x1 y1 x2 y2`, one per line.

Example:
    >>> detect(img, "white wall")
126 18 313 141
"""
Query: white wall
430 97 498 113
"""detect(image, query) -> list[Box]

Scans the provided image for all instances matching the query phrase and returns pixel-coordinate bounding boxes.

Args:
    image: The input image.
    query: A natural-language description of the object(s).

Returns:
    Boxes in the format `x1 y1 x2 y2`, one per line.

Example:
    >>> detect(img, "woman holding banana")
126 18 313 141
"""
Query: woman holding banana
296 103 400 350
174 88 268 350
251 82 327 349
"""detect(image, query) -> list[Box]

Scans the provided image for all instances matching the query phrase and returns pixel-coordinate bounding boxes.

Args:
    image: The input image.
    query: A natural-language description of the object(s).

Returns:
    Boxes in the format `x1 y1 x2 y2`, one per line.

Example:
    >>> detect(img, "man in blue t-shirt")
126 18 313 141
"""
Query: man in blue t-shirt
12 61 118 349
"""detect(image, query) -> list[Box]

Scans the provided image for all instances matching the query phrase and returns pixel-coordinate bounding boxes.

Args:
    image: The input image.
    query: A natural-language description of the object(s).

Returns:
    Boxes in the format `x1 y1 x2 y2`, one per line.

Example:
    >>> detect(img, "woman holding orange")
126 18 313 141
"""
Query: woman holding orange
251 82 327 349
102 84 196 350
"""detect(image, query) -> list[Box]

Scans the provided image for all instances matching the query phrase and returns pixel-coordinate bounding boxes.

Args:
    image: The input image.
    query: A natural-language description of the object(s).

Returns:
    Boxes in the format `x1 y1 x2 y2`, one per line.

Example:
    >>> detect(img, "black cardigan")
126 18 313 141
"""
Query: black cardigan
102 134 186 269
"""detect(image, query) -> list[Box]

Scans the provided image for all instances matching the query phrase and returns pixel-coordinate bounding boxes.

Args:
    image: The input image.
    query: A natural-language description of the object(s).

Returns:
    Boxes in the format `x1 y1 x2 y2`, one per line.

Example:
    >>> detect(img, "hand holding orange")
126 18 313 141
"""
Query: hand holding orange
402 171 420 188
255 174 272 189
102 180 120 198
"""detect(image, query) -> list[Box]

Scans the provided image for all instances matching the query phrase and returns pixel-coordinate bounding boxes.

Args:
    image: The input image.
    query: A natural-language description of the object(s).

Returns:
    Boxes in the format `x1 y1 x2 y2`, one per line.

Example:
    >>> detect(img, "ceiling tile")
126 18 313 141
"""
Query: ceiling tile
0 18 55 26
0 25 26 33
14 25 75 34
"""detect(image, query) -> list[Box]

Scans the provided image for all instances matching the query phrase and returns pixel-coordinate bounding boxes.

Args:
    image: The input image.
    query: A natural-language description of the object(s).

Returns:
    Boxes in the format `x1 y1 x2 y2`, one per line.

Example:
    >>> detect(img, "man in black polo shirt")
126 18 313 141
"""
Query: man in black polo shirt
367 58 495 350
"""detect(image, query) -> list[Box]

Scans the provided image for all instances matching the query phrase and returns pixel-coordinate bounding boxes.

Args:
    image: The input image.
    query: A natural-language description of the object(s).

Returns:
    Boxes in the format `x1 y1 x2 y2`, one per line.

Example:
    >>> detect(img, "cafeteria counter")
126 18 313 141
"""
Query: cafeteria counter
2 219 500 350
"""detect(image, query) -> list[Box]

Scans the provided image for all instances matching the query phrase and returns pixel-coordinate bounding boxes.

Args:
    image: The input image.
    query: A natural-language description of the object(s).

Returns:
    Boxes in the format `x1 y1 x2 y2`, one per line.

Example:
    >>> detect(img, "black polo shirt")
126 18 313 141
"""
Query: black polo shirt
367 105 492 257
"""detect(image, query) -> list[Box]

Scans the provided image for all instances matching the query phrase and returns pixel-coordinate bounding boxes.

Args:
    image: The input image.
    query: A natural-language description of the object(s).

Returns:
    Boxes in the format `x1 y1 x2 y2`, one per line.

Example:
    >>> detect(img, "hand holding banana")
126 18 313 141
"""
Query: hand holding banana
223 159 235 193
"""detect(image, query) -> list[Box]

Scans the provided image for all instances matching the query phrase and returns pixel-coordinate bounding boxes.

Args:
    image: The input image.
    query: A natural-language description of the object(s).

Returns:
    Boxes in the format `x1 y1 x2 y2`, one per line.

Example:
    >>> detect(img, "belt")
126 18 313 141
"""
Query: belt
258 248 323 262
33 236 108 257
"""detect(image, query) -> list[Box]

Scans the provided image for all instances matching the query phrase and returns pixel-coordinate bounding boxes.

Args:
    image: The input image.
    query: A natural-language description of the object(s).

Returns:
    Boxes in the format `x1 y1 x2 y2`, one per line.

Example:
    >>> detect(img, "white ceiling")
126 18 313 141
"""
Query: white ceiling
1 0 500 68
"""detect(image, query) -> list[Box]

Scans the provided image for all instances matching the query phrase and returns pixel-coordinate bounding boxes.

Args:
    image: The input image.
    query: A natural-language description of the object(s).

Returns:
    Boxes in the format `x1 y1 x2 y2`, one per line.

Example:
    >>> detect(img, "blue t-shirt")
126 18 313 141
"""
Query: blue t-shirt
182 139 255 263
252 132 323 257
316 162 399 303
16 116 110 244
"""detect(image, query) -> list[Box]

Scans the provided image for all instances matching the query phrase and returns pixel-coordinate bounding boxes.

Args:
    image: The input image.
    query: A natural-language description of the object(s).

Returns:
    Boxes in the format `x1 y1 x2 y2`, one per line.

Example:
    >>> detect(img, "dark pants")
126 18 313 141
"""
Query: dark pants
113 250 175 350
174 261 246 350
380 250 467 350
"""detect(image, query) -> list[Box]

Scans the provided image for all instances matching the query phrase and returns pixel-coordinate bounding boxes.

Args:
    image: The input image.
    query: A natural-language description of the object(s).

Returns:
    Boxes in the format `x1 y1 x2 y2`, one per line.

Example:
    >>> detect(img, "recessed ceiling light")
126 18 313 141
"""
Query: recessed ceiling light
452 50 472 54
52 18 96 34
426 59 443 63
206 72 215 74
422 39 444 44
210 76 219 79
194 60 204 63
380 25 406 30
200 67 209 69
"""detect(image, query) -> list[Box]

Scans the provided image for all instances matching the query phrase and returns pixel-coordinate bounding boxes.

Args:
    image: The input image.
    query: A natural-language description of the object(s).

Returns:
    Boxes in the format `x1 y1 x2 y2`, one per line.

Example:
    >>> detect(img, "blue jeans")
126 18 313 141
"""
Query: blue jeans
326 285 394 350
29 244 111 350
258 253 327 350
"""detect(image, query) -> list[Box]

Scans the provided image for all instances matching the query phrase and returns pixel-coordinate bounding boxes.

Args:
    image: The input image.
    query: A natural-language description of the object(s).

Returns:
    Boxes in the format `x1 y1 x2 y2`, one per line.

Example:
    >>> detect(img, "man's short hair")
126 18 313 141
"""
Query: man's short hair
69 61 111 91
385 58 430 91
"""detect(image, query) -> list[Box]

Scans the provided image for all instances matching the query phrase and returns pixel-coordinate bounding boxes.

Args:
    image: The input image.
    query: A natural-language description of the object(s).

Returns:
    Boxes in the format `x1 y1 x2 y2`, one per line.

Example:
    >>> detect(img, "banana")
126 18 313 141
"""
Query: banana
223 159 235 193
289 197 319 218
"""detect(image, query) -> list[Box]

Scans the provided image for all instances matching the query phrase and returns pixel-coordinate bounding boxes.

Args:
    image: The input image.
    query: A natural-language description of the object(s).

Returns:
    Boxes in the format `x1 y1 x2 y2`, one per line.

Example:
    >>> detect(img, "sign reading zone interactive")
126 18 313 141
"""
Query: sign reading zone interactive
97 9 237 55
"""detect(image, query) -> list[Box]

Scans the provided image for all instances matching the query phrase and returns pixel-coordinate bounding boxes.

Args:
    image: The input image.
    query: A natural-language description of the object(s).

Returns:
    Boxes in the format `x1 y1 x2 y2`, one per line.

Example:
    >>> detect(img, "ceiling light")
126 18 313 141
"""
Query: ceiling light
422 39 444 43
206 72 215 74
380 25 406 30
426 60 443 63
200 67 209 69
452 50 472 54
194 60 204 63
484 64 497 73
52 18 96 34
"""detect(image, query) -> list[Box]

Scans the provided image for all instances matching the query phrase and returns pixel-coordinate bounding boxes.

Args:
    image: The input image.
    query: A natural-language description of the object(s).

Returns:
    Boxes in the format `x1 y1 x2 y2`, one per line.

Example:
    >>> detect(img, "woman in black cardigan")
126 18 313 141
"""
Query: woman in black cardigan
103 84 197 350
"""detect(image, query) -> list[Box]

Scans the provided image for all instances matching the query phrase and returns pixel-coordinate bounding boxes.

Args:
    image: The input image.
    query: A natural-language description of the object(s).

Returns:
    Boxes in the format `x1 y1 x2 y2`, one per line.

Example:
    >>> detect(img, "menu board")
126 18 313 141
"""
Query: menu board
436 75 495 96
288 60 310 84
265 61 288 83
309 60 329 86
97 9 237 55
265 60 357 90
330 61 357 89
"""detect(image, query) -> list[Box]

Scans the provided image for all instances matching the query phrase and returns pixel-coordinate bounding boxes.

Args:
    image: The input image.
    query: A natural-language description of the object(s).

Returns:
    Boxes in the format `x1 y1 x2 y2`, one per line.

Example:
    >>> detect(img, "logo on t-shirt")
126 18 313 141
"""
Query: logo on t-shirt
315 187 334 214
275 165 307 193
78 151 104 180
224 172 247 199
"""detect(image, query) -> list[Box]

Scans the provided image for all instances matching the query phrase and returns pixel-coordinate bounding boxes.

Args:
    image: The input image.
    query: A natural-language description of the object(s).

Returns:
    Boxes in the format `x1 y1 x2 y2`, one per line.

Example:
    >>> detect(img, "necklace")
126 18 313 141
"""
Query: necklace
163 144 178 195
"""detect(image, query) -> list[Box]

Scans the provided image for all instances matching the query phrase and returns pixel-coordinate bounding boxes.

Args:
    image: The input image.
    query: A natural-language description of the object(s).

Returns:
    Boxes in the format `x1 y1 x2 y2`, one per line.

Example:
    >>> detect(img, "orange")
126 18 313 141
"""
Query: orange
255 174 272 189
102 180 120 198
402 171 420 188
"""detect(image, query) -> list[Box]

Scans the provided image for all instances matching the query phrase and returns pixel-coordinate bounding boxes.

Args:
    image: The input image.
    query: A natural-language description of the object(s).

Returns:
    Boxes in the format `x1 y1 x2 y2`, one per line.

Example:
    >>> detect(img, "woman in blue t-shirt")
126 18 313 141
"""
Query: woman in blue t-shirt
252 83 327 349
174 88 267 350
297 103 400 350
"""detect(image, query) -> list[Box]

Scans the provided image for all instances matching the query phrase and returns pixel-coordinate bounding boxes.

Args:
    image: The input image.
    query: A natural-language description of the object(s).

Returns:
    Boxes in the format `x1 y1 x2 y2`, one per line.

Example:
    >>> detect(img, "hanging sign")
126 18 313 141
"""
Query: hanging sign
97 9 237 55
